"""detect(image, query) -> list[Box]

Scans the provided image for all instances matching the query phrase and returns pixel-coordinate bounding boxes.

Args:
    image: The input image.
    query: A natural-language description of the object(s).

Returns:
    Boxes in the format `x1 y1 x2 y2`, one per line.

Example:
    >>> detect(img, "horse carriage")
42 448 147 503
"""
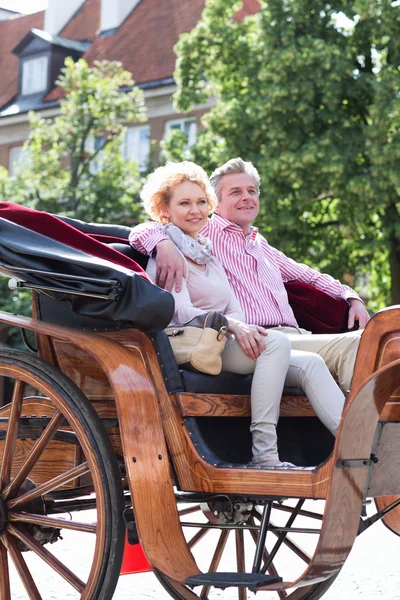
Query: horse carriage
1 202 400 600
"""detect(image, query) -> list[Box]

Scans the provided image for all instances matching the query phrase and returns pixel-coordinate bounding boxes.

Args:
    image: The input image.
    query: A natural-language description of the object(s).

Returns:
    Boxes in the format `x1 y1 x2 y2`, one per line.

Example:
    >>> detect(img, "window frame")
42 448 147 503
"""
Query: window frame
164 117 197 148
9 145 26 176
123 124 151 172
21 54 49 96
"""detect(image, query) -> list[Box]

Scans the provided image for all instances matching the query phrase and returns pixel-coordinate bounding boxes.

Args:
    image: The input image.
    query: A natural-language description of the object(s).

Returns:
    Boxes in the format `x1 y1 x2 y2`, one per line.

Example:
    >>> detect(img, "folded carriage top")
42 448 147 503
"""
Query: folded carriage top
0 202 174 333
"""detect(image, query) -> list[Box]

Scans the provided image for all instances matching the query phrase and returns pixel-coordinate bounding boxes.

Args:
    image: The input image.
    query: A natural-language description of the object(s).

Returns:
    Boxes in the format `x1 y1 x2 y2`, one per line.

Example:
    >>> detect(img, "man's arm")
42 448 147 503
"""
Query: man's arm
129 222 185 291
269 243 370 329
129 222 168 256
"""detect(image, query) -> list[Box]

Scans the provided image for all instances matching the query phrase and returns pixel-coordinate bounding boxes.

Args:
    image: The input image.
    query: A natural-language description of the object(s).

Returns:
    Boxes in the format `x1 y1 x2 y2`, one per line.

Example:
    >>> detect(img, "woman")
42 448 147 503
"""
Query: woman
132 161 345 468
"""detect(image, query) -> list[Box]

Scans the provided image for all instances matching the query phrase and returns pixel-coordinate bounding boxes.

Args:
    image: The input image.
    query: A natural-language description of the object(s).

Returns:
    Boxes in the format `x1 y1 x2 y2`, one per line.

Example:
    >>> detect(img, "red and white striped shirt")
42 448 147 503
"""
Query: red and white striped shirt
129 214 360 327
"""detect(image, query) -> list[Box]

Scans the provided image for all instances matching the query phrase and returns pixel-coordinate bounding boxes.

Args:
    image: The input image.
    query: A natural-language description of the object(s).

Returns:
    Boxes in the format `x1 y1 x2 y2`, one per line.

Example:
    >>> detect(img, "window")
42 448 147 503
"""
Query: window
9 146 26 176
86 136 105 175
22 55 48 95
164 118 197 148
124 125 150 172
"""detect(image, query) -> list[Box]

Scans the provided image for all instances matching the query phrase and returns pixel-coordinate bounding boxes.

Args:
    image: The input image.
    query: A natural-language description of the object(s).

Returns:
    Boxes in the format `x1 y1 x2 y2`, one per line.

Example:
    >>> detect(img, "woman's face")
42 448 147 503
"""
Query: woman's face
162 181 209 239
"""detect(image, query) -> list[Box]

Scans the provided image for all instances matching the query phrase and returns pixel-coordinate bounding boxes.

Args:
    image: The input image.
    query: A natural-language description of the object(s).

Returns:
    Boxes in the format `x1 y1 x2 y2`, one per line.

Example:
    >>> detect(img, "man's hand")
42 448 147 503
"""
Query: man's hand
228 321 268 360
348 298 370 330
156 240 185 292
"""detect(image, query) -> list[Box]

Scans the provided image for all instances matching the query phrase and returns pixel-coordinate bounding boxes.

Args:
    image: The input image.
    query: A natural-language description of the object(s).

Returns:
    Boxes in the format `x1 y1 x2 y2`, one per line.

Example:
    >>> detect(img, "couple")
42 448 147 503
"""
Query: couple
130 159 370 469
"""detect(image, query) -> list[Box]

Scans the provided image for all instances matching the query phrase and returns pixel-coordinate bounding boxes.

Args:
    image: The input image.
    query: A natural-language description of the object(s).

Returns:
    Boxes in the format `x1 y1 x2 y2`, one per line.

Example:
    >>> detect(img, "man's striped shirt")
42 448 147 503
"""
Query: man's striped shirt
129 214 359 327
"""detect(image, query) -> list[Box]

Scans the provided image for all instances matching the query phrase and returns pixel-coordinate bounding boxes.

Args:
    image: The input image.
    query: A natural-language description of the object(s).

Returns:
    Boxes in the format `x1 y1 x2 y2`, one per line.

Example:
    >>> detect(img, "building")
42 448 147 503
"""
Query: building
0 0 259 175
0 0 205 174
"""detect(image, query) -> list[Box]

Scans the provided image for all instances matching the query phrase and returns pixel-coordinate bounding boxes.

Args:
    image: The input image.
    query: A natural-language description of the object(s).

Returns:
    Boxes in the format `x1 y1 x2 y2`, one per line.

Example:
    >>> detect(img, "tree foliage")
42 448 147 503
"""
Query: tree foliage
165 0 400 309
0 58 147 344
2 58 147 222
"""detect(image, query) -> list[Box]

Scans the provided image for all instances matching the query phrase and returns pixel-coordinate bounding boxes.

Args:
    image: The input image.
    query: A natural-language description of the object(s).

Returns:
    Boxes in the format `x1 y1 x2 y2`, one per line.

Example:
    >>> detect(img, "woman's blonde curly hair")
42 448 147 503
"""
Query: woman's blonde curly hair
140 161 217 223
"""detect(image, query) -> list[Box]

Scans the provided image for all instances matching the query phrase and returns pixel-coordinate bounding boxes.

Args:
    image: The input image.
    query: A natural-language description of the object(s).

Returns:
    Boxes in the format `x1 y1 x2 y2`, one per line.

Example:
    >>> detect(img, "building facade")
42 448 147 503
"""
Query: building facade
0 0 260 175
0 0 208 174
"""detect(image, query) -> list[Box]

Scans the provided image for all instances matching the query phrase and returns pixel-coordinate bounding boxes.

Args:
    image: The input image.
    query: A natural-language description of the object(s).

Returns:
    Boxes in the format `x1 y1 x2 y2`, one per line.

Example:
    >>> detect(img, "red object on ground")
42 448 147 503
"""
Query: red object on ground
120 534 152 575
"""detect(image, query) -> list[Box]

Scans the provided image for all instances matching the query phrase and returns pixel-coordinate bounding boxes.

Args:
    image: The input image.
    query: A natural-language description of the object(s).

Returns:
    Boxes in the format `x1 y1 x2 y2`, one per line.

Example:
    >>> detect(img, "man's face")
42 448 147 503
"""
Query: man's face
216 172 260 234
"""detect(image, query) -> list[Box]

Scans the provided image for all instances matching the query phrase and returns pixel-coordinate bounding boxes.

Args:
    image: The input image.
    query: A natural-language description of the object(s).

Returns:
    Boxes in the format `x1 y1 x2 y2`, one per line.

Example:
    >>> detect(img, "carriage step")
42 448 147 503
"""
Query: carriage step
185 572 282 591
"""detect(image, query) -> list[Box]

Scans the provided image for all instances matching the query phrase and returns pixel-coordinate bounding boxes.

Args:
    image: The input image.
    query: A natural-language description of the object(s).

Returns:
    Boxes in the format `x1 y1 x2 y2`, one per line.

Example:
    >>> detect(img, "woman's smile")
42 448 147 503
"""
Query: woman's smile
162 181 209 239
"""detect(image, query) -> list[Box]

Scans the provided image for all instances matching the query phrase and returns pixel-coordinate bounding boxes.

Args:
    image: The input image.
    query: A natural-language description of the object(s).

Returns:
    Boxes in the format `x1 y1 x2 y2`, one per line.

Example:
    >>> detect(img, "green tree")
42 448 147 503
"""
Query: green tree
4 57 147 223
164 0 400 309
0 58 148 344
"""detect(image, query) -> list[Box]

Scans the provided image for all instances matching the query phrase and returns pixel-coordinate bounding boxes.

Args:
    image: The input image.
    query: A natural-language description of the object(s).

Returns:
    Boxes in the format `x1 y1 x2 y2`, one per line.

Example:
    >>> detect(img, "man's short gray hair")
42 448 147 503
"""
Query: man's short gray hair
209 157 260 201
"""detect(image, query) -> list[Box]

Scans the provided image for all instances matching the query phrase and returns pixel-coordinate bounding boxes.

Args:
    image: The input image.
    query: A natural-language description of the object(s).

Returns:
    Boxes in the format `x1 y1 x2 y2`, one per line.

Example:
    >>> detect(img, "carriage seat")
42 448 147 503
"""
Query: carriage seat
42 216 305 398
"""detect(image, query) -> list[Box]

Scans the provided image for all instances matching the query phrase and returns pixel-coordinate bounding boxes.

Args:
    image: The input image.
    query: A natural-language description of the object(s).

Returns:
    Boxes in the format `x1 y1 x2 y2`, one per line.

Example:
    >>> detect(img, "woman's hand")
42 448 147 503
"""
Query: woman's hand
228 320 268 360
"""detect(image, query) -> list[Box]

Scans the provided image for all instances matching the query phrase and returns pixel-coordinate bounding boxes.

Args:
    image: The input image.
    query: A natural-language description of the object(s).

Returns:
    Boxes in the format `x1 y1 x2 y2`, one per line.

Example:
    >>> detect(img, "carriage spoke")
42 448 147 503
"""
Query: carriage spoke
0 380 25 490
261 500 305 574
235 529 246 600
8 462 89 510
0 539 11 600
179 504 202 517
2 411 64 500
200 529 230 599
188 526 209 549
2 532 42 600
252 504 312 564
271 503 323 521
8 524 85 592
9 511 97 534
278 533 310 565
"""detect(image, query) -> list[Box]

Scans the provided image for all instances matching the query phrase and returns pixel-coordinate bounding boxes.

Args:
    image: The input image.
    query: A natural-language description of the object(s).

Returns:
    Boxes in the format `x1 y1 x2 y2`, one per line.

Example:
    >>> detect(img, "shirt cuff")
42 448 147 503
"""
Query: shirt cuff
129 231 168 255
343 290 363 304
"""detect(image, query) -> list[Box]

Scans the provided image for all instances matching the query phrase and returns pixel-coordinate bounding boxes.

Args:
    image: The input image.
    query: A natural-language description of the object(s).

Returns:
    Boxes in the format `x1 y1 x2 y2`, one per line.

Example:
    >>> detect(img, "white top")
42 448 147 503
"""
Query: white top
146 255 245 326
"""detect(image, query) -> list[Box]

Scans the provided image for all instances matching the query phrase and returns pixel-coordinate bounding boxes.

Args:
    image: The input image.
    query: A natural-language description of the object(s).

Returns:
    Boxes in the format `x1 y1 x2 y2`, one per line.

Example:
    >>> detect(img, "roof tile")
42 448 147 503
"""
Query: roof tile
82 0 205 85
0 11 44 108
1 1 261 110
47 0 205 102
60 0 101 42
236 0 261 21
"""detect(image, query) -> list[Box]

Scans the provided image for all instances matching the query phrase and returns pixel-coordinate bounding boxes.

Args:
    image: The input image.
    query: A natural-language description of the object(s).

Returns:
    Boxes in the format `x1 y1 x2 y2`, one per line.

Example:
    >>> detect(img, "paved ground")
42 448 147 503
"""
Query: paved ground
6 502 400 599
113 518 400 600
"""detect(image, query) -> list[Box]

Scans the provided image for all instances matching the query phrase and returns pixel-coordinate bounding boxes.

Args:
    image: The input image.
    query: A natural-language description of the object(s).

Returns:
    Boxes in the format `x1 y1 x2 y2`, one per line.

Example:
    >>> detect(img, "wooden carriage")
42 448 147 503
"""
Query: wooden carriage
1 206 400 600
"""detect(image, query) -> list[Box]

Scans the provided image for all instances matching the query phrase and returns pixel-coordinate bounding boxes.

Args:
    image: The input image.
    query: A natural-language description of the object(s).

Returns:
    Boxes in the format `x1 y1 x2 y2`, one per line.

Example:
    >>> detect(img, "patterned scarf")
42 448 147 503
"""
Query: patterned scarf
162 224 213 265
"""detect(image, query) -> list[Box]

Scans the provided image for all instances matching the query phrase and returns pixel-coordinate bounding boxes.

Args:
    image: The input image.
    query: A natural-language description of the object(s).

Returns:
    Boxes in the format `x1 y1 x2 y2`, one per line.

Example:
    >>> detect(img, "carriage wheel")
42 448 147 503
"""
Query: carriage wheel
0 348 125 600
156 495 338 600
374 495 400 536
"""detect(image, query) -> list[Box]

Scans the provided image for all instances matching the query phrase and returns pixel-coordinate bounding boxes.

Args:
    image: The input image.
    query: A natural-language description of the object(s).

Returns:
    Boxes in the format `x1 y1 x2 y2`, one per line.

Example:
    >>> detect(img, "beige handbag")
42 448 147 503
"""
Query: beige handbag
166 311 228 375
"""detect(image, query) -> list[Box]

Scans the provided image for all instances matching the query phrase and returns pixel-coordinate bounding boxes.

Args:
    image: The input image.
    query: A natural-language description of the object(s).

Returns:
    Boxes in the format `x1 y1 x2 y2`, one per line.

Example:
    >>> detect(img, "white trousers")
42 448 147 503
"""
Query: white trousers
221 330 345 464
274 327 363 393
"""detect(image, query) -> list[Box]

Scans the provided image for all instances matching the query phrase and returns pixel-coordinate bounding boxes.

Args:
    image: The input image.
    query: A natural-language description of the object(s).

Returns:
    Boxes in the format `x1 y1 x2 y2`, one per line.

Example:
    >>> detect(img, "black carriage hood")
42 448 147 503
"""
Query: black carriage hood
0 215 174 333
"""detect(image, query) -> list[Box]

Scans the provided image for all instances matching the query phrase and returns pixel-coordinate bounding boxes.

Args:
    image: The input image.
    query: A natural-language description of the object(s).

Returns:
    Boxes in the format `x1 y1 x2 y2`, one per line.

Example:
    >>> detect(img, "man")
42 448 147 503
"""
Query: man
130 158 370 392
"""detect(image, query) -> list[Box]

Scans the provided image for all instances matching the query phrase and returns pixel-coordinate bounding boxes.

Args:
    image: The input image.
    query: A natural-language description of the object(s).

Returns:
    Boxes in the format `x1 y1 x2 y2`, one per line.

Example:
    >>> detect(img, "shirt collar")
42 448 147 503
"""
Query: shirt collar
212 213 259 240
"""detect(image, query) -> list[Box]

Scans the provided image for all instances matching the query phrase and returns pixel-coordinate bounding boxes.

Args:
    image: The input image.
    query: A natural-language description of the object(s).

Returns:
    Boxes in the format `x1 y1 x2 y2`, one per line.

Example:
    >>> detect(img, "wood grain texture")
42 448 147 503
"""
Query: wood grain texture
0 312 200 582
31 291 57 367
283 359 400 592
350 306 400 533
0 399 79 489
178 393 316 418
2 307 400 590
178 392 400 421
